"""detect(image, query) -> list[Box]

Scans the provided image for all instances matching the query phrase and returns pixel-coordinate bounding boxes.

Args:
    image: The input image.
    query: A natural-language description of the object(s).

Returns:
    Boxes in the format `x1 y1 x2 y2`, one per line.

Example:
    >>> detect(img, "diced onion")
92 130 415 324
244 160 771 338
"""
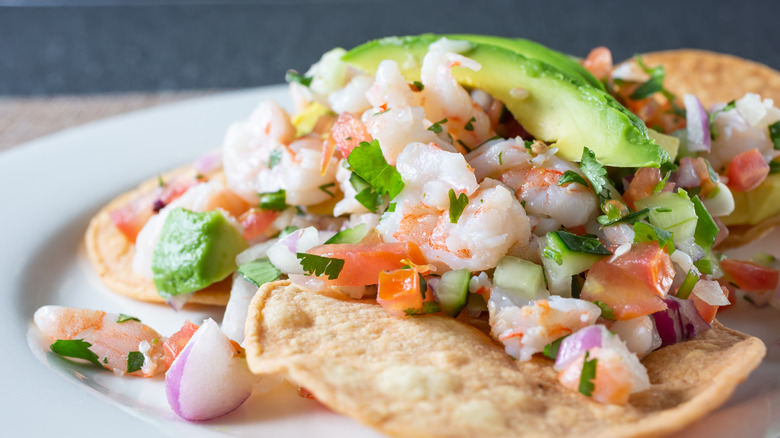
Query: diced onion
554 325 604 370
651 296 710 347
684 94 711 152
692 279 730 306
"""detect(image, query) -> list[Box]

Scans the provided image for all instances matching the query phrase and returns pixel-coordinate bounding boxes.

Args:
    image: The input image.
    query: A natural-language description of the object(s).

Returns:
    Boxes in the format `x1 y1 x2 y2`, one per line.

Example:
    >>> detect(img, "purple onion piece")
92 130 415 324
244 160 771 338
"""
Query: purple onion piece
554 325 606 370
192 149 223 175
675 158 702 188
652 295 710 347
280 229 301 253
684 94 711 152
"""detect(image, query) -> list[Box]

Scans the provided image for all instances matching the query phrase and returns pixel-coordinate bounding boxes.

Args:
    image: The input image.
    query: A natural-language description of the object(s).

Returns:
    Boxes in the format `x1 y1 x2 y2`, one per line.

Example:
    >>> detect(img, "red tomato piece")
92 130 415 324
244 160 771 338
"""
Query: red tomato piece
720 259 780 291
162 320 199 370
377 269 435 317
239 208 279 240
725 148 770 192
622 167 662 210
690 289 720 324
307 242 427 286
581 242 673 320
109 198 156 242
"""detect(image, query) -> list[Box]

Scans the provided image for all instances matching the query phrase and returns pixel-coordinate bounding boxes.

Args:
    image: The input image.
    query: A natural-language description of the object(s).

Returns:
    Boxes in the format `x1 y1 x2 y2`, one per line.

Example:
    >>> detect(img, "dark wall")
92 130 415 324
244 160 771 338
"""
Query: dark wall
3 0 778 95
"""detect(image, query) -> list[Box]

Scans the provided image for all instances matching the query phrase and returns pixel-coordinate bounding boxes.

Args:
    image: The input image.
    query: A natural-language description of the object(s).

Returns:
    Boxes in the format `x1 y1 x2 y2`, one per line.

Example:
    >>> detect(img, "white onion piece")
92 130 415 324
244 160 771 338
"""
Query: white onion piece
267 227 321 275
702 182 735 217
692 279 730 306
735 93 767 127
221 273 259 343
684 94 711 152
610 315 659 357
235 239 277 266
675 237 704 263
603 224 635 247
166 319 256 421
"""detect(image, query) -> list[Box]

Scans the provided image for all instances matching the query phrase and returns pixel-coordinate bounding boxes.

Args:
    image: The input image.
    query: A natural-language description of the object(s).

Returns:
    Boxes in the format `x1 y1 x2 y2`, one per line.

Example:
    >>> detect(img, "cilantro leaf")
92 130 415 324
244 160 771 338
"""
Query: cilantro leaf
691 195 718 250
347 140 405 200
387 202 397 212
268 149 282 168
558 171 590 188
116 314 140 323
552 231 612 255
543 335 569 360
633 221 675 254
594 301 616 319
428 118 448 134
285 69 312 87
456 139 471 153
770 160 780 174
709 100 736 140
50 339 101 367
404 301 441 316
448 189 469 224
411 80 424 91
238 258 282 287
578 352 598 397
464 116 476 131
580 147 612 201
770 121 780 150
630 55 673 102
652 172 671 194
318 182 336 197
127 351 145 374
297 253 345 280
258 189 287 211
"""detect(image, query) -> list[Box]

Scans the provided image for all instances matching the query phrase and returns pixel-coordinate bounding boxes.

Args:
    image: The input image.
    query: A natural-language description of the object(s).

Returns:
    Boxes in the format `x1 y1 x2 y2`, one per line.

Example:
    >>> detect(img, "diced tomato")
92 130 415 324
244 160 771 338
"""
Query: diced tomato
377 268 435 317
109 196 156 242
680 157 718 197
329 112 372 159
307 242 427 286
720 259 780 291
162 320 200 370
581 242 674 320
725 148 770 192
239 208 279 240
622 167 662 210
156 178 199 211
582 46 613 81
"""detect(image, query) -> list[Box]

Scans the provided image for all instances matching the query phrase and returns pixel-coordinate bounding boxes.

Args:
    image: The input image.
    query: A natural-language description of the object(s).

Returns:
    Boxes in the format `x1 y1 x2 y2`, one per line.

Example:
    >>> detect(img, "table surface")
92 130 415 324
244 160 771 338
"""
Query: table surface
4 1 780 148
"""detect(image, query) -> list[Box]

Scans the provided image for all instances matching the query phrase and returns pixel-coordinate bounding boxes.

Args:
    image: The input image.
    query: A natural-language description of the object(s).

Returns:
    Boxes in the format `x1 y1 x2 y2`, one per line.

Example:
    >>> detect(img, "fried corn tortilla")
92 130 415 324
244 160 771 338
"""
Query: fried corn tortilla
85 166 231 305
637 50 780 248
245 281 766 438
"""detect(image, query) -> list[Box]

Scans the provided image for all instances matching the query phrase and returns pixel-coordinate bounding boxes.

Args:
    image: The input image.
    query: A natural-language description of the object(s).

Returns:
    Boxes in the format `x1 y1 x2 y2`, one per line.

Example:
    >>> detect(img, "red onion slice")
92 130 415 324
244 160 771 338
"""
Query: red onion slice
554 324 606 370
684 94 711 152
192 149 223 175
652 295 710 347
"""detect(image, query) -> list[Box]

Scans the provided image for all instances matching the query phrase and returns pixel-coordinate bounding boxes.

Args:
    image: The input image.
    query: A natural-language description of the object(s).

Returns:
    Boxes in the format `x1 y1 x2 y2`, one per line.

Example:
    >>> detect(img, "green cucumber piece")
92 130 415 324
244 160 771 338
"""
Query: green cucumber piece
325 223 369 244
635 191 697 245
493 256 549 301
541 231 611 297
433 268 471 317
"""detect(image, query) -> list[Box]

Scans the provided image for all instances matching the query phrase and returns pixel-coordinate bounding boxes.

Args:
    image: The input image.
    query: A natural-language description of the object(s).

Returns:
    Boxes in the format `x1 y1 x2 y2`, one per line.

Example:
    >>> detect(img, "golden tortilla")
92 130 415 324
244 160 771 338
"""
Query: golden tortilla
85 166 231 305
635 50 780 248
245 281 766 438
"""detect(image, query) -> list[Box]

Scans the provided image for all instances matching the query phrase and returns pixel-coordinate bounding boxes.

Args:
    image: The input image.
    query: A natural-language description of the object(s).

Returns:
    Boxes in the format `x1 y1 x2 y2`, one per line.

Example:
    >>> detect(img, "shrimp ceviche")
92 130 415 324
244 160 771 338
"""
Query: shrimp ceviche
36 34 778 435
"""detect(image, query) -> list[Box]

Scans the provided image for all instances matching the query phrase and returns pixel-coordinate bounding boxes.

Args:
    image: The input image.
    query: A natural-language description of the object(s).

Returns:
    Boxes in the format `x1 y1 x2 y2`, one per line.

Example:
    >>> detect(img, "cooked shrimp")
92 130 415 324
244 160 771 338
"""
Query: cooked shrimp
488 294 601 362
366 60 416 109
132 179 248 279
222 100 339 206
377 142 528 271
609 315 661 357
708 93 780 170
419 38 494 150
34 306 166 377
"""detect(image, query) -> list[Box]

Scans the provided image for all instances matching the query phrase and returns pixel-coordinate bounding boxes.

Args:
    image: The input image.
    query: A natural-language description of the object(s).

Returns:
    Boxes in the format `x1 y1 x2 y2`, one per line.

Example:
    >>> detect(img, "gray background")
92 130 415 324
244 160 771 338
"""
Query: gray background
2 0 779 95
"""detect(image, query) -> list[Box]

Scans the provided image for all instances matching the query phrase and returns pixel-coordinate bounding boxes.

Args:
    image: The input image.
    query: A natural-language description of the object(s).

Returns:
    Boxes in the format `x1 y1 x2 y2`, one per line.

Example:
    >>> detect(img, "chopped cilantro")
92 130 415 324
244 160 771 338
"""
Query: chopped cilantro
543 335 569 360
157 175 165 187
412 80 424 91
268 149 282 169
349 173 383 213
285 69 312 87
428 118 448 134
770 160 780 174
103 357 108 364
594 301 616 319
578 352 598 397
116 314 140 323
598 208 650 227
709 100 736 140
347 140 405 200
456 139 471 153
258 189 287 211
654 207 672 213
387 202 397 212
318 182 336 197
404 301 441 316
237 258 281 287
50 339 101 367
448 189 469 224
476 135 501 149
464 116 476 131
580 147 612 202
630 55 676 103
297 253 345 280
523 139 534 150
652 171 671 194
127 351 145 374
633 221 675 254
770 121 780 150
498 151 504 166
558 171 589 189
553 231 612 255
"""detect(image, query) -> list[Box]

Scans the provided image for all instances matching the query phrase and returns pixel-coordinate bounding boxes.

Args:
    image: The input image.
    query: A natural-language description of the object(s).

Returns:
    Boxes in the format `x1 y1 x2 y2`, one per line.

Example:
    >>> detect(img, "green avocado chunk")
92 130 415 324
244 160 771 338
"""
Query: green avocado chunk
445 34 604 90
152 208 248 297
342 34 668 168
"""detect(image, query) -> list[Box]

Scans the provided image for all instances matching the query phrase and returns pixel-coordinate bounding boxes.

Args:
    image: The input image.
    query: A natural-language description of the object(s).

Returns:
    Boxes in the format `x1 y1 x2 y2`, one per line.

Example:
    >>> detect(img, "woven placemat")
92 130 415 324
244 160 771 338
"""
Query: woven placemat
0 91 217 151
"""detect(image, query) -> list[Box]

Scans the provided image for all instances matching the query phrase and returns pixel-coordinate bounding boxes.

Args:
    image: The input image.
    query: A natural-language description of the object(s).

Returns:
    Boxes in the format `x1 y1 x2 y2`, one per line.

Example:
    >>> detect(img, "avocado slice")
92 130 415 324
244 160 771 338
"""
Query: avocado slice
721 173 780 225
342 34 668 168
152 208 248 297
445 34 605 90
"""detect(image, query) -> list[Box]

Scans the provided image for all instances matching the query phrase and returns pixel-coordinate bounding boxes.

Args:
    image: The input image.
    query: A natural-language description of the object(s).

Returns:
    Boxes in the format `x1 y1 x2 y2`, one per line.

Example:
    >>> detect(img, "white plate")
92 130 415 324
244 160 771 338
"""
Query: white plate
1 86 778 438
